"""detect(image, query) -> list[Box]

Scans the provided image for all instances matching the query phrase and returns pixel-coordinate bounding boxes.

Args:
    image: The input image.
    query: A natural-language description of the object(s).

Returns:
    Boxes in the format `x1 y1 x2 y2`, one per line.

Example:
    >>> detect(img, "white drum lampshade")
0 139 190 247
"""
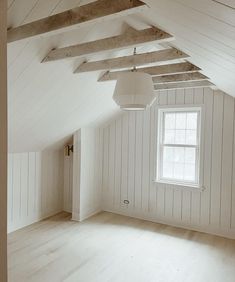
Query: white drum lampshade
113 72 156 110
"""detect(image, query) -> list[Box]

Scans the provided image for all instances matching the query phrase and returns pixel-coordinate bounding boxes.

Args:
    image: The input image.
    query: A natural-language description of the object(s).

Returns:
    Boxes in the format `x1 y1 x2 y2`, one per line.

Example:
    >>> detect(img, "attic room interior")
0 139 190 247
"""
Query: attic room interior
0 0 235 281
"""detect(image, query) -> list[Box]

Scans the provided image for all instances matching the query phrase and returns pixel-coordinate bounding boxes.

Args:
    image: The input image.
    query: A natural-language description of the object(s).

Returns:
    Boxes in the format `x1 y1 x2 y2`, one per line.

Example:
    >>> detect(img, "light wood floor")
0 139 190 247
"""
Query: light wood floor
8 212 235 282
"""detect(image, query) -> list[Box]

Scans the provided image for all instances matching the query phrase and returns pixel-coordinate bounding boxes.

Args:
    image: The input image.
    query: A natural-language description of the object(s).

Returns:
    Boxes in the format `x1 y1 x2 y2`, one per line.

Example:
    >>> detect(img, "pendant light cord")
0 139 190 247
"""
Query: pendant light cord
132 47 137 72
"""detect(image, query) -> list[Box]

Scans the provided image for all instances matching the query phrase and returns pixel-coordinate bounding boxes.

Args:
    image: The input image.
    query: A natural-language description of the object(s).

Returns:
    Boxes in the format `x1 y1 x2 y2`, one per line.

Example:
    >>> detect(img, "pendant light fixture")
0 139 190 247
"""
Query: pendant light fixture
113 48 156 111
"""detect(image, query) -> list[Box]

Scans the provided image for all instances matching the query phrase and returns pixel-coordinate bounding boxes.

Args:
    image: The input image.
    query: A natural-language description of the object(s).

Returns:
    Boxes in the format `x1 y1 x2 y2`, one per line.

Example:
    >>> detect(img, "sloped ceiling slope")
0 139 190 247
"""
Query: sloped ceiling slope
7 0 235 152
143 0 235 97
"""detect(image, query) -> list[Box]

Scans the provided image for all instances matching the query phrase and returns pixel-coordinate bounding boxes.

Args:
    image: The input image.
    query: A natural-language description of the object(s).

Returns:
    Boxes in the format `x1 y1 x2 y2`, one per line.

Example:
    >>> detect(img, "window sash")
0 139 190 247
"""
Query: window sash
157 107 201 187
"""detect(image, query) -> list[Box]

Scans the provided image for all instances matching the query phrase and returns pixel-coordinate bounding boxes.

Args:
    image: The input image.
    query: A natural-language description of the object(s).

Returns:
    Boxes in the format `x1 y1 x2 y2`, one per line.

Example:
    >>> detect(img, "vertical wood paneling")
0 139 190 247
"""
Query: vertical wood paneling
64 151 73 213
200 88 213 226
28 152 36 217
164 90 176 218
210 91 224 226
121 114 129 208
101 87 235 238
78 128 102 221
13 154 21 224
102 127 109 208
142 109 151 212
156 91 167 216
173 89 185 221
220 94 234 228
191 88 204 225
7 155 13 225
35 152 42 214
181 88 194 223
114 119 122 207
20 153 28 220
134 112 143 209
8 150 63 233
127 112 136 210
108 124 115 207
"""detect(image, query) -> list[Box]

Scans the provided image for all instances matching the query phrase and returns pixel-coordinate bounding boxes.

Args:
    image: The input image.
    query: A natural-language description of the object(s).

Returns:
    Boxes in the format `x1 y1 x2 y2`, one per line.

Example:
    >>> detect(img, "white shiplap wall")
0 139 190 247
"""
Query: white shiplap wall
102 88 235 239
8 150 64 233
79 128 103 221
72 128 103 221
64 152 73 213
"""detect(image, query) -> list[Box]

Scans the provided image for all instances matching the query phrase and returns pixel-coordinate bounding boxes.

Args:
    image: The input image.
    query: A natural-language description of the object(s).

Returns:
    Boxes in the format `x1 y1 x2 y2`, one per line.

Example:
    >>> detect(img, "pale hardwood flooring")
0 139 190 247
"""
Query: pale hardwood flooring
8 212 235 282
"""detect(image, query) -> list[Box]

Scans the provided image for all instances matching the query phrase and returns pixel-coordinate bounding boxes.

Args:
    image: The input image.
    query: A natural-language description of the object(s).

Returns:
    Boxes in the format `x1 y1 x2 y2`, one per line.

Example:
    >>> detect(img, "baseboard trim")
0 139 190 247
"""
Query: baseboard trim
79 209 102 222
8 209 64 234
103 207 235 240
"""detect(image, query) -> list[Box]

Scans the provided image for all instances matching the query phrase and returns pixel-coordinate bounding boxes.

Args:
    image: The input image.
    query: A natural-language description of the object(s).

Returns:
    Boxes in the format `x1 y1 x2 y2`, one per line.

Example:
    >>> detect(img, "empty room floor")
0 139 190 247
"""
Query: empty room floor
8 212 235 282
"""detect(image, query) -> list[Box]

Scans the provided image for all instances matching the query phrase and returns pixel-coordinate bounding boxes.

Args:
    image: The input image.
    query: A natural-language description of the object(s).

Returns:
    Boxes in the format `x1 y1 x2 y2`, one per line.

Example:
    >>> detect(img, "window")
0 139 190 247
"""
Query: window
156 107 202 188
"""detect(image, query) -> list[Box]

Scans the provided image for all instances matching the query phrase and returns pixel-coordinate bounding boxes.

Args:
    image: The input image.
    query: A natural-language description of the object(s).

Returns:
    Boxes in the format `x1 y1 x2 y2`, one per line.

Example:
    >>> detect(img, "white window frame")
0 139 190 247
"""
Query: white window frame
156 105 204 189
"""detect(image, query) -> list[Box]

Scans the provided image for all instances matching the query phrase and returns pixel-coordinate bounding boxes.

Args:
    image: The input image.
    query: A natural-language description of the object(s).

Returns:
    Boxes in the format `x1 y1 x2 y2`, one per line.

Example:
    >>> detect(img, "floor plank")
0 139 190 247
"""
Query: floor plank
8 211 235 282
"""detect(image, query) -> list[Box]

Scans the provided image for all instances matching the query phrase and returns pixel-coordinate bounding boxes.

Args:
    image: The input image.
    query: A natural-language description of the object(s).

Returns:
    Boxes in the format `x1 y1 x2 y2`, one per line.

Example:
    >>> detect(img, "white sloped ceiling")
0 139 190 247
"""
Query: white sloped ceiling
7 0 235 152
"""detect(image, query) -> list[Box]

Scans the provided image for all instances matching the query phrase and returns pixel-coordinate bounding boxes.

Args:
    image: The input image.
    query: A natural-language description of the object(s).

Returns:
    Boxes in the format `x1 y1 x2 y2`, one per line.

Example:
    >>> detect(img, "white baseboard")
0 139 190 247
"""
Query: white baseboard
103 206 235 240
79 209 102 222
8 208 63 234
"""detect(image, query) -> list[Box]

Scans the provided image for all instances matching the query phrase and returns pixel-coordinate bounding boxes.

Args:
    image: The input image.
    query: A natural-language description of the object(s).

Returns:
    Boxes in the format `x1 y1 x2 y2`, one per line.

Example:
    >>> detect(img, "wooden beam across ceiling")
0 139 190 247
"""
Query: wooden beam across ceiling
7 0 148 43
75 48 189 73
98 62 200 81
42 27 173 62
154 80 214 91
153 72 208 84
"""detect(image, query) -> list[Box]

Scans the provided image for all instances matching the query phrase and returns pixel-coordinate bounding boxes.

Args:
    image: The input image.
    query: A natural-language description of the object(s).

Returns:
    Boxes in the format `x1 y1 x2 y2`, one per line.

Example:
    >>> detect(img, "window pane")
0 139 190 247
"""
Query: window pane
186 113 197 130
175 129 186 144
161 146 197 183
163 147 174 162
185 148 196 164
184 164 196 181
174 163 184 180
186 129 197 145
174 147 185 163
176 113 186 129
164 129 175 144
162 162 174 178
163 112 198 145
165 113 175 129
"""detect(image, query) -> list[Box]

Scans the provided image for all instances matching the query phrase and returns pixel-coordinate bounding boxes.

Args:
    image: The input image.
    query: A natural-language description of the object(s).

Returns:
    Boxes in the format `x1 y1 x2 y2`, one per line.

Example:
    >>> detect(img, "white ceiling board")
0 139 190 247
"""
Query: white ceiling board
7 0 235 152
174 0 235 26
213 0 235 9
138 0 235 96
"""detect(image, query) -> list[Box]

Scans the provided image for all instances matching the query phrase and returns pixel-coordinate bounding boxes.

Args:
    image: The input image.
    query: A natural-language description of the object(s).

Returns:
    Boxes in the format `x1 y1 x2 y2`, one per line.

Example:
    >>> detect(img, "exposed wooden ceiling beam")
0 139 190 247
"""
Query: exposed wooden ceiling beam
75 48 189 73
153 72 208 84
154 80 214 91
7 0 148 43
98 62 200 81
42 27 173 62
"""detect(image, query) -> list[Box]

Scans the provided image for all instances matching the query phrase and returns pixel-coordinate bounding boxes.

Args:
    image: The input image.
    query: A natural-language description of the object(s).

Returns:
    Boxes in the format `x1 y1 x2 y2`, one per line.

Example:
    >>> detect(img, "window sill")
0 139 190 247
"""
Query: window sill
153 180 205 192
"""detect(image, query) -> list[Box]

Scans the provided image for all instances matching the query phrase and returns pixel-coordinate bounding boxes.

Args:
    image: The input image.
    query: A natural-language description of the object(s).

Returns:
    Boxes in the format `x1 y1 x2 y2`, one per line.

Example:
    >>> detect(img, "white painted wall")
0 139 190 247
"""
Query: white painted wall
72 128 103 221
8 150 64 233
80 128 103 221
72 130 81 221
0 0 7 279
64 150 73 213
101 87 235 239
